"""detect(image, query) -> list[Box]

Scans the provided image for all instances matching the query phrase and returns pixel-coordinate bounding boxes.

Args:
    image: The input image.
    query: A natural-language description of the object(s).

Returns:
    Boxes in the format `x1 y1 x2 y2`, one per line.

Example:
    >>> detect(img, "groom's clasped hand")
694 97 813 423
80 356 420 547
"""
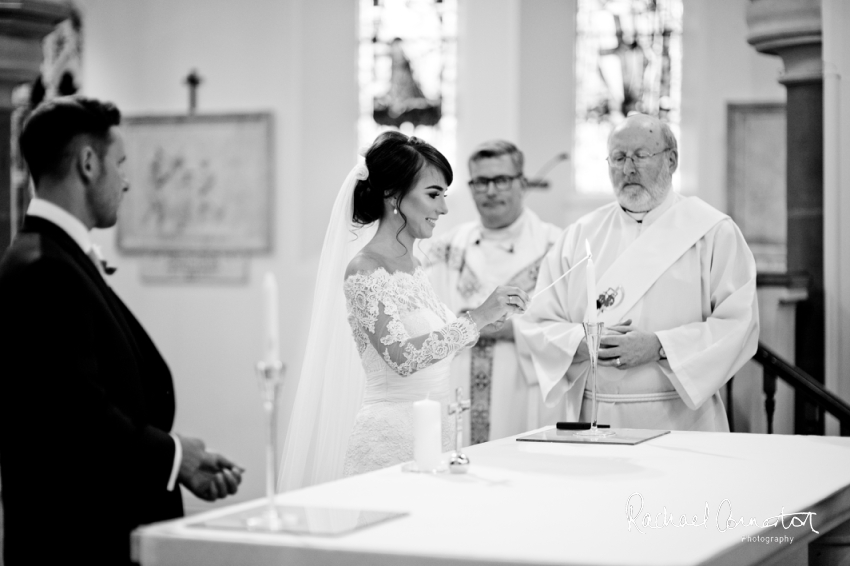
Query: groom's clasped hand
178 435 245 501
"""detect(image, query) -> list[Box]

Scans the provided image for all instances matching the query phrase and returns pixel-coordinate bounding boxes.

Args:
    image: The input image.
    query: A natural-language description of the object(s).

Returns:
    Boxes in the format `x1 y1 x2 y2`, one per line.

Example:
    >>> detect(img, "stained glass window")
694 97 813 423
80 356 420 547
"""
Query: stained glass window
575 0 683 193
358 0 457 163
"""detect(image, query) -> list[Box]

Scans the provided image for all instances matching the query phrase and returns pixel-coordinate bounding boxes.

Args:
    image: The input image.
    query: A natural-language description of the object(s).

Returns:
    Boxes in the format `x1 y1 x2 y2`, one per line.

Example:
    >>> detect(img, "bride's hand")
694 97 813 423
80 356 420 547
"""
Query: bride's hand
468 286 529 329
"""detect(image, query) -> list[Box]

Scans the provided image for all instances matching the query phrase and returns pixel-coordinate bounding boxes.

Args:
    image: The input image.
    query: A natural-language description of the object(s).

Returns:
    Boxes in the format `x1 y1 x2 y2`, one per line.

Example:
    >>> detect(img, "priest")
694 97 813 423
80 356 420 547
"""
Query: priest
424 140 565 444
515 114 759 431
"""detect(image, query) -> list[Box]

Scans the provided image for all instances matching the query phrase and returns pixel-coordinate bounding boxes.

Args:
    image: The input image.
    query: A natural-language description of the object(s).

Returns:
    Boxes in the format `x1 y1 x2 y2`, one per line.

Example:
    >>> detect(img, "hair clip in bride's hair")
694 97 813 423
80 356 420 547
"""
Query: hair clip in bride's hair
353 162 369 181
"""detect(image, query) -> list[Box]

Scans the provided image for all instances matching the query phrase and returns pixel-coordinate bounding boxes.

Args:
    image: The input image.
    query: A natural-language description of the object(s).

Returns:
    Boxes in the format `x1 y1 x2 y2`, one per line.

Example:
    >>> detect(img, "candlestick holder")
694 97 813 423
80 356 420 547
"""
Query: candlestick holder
447 388 471 474
576 322 615 438
246 360 288 531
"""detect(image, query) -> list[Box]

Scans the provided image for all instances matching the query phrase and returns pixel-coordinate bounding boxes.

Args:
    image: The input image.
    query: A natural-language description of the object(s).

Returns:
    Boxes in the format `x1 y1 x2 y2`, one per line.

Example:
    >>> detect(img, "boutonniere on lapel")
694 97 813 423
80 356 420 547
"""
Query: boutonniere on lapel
89 244 118 276
596 286 623 313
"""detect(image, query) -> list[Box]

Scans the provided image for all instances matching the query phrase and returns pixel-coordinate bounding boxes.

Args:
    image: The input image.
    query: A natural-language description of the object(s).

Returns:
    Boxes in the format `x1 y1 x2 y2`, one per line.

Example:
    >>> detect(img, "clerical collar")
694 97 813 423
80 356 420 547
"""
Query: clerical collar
622 208 648 223
27 198 93 254
475 209 527 252
478 209 526 240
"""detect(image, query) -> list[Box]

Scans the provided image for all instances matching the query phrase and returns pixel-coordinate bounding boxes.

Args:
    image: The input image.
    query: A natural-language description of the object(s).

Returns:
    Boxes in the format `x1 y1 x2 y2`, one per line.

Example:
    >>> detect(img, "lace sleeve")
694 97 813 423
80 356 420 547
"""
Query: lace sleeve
344 270 479 376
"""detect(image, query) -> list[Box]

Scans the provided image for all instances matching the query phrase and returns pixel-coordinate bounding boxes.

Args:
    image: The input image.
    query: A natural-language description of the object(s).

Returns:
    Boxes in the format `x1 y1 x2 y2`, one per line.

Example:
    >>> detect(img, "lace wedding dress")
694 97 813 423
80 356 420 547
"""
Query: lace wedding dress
342 266 479 476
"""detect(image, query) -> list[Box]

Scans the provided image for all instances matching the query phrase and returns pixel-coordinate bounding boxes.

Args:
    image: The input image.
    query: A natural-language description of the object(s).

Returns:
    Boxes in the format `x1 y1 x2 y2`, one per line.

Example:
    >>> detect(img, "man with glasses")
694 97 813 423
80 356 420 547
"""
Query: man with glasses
516 114 758 432
424 140 565 445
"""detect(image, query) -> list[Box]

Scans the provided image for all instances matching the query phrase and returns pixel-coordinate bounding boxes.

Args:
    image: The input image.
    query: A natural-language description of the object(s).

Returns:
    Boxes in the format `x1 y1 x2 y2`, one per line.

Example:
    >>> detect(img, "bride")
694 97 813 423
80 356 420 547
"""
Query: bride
279 132 528 489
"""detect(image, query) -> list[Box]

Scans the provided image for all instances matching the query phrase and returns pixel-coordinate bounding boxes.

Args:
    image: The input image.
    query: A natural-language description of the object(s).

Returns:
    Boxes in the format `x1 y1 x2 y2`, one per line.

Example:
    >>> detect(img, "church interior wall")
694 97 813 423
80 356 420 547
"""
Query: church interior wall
63 0 841 511
75 0 358 513
823 0 850 434
678 0 786 214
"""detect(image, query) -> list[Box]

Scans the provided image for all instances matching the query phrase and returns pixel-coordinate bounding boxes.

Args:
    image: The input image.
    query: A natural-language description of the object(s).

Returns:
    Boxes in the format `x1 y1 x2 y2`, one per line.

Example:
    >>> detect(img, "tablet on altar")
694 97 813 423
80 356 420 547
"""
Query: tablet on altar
516 427 670 445
188 505 408 536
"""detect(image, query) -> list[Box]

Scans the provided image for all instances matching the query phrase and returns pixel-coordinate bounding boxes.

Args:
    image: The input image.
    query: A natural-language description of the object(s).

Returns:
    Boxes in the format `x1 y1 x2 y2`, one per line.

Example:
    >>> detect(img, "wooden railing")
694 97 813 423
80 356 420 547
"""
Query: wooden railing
750 341 850 436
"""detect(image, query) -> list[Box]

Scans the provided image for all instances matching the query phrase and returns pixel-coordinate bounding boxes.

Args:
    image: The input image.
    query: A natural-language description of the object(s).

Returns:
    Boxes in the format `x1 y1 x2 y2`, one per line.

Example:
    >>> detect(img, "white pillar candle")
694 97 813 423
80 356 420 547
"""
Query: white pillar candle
263 272 280 364
413 396 442 471
585 240 597 323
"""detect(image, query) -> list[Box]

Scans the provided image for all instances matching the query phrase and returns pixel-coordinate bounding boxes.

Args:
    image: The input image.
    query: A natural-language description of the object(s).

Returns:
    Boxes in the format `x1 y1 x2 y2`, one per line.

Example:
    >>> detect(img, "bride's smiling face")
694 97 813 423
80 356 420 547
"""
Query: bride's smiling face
396 164 449 239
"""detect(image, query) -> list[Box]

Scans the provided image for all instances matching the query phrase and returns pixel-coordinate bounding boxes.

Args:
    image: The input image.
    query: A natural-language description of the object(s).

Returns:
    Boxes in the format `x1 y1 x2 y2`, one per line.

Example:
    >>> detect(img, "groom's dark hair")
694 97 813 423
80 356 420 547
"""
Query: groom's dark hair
20 95 121 186
352 131 453 234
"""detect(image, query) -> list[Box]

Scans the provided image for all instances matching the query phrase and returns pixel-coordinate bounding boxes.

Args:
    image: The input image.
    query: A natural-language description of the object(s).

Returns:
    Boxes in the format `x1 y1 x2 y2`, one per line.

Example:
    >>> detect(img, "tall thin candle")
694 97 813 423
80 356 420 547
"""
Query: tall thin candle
585 240 597 323
263 272 280 364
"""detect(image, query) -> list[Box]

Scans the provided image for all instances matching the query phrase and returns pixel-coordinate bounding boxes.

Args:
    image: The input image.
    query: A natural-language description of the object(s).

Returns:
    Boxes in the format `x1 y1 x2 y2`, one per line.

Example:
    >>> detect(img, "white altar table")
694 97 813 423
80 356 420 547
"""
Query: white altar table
133 430 850 566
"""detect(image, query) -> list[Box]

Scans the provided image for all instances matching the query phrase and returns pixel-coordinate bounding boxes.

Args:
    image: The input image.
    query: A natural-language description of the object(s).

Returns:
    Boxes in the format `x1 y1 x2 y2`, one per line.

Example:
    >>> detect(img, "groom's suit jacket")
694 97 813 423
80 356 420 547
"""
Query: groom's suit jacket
0 216 183 566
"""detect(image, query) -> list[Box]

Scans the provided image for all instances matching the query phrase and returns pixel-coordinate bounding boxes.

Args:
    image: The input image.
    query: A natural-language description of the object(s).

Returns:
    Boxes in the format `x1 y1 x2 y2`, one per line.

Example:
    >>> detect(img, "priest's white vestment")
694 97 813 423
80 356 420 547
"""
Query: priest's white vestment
514 192 759 432
424 208 566 443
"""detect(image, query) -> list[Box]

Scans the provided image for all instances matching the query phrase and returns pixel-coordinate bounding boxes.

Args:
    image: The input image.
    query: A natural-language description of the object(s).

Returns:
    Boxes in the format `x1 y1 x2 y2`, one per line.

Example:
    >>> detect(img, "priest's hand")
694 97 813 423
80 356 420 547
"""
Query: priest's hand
178 435 244 501
573 320 630 364
597 323 661 370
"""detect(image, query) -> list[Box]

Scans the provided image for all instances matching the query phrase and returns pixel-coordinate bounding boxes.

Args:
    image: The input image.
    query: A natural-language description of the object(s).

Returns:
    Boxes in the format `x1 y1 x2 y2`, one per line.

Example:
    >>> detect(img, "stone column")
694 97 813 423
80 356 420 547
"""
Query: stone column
0 1 71 251
746 0 824 434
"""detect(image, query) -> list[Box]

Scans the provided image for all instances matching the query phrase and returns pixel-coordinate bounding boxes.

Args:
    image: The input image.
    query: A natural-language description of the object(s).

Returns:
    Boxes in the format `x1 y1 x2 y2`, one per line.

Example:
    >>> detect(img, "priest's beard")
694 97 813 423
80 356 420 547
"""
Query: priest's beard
615 167 672 212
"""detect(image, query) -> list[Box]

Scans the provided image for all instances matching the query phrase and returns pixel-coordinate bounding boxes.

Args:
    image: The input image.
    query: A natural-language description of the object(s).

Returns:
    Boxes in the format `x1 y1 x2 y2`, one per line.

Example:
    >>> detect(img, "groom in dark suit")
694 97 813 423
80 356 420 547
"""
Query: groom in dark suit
0 96 243 565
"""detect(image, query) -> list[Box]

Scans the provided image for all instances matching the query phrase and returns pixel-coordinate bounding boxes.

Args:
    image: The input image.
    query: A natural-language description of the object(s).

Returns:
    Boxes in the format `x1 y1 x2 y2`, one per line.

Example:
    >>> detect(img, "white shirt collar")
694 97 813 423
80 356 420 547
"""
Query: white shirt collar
27 198 92 254
478 208 528 242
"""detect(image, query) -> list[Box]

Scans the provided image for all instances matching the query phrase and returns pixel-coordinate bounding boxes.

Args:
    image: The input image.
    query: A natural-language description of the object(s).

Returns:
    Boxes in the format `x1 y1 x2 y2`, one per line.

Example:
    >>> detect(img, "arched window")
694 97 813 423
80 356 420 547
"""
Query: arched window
358 0 457 162
575 0 683 193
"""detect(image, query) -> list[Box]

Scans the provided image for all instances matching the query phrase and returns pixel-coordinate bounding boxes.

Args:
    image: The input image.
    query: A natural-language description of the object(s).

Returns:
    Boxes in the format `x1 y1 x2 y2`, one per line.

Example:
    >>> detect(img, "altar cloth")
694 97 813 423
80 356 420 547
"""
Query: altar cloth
133 429 850 566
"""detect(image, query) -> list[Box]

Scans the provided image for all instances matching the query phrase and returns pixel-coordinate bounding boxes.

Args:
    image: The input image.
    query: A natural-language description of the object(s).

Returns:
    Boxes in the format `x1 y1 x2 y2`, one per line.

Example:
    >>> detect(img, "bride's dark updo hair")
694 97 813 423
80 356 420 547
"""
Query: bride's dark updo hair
352 131 453 227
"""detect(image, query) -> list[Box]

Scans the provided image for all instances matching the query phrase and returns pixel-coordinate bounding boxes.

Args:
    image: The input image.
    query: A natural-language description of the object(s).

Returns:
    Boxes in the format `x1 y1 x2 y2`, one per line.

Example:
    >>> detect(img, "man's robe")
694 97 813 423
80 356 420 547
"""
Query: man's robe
514 192 759 432
424 208 566 444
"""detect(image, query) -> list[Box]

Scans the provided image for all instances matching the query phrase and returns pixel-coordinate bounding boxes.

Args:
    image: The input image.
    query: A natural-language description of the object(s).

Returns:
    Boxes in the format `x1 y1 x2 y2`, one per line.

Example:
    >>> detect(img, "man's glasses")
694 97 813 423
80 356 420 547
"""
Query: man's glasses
468 173 523 193
606 148 670 168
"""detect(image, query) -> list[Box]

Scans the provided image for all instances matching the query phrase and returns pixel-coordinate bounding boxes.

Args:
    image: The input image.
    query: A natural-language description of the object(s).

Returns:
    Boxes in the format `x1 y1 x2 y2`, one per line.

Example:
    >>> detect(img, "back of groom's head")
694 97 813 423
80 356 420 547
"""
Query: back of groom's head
19 95 121 186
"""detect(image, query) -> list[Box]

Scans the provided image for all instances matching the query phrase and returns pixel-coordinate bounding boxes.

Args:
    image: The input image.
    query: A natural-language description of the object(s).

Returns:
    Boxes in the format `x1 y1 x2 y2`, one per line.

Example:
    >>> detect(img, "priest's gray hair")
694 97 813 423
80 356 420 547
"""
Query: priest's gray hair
468 139 524 175
612 113 678 154
659 120 678 154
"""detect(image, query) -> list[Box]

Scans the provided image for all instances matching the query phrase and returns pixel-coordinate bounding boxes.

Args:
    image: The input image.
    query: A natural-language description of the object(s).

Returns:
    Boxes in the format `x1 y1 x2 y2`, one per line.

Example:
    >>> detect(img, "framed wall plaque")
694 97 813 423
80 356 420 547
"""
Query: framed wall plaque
118 113 273 255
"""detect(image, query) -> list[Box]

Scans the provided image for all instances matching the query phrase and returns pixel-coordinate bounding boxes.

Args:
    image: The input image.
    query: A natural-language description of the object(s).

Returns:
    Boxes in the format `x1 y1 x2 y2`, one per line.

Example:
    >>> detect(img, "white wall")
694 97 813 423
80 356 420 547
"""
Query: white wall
71 0 803 512
680 0 785 212
77 0 357 512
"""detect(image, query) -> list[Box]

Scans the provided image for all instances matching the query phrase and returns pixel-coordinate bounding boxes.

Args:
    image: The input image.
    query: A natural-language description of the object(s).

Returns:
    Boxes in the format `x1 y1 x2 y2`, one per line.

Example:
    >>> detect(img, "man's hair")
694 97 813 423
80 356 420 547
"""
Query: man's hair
659 120 678 153
19 95 121 185
468 139 524 175
611 113 678 154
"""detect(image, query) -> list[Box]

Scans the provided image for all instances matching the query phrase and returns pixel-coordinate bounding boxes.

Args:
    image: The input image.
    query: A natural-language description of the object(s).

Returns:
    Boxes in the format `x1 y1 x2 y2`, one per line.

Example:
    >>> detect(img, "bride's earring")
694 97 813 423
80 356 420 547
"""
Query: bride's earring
393 207 398 215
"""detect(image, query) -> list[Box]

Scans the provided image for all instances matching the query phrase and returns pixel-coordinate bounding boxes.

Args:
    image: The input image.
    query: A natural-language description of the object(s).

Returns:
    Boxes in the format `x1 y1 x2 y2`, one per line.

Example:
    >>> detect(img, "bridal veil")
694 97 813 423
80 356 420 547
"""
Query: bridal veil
278 161 376 491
